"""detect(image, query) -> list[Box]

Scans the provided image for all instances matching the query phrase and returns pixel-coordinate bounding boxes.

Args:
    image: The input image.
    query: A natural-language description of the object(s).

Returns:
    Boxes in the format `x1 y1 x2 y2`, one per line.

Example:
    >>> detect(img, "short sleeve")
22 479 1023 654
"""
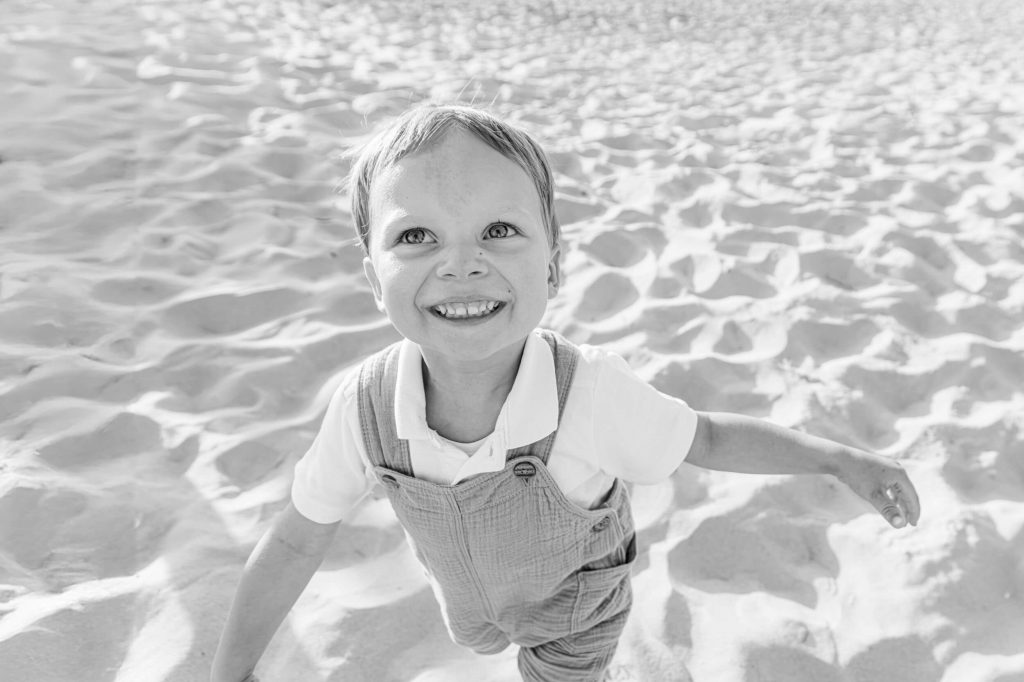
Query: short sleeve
585 347 699 484
290 371 375 524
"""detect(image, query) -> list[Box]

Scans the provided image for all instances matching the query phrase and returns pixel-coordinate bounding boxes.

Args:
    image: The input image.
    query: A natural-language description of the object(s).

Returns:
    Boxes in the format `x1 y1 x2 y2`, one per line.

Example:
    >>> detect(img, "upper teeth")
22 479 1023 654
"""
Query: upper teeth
434 301 501 318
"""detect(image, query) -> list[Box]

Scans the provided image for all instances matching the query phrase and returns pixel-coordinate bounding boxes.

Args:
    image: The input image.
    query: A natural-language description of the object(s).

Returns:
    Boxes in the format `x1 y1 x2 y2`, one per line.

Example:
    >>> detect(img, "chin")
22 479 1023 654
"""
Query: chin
432 334 526 361
409 327 533 366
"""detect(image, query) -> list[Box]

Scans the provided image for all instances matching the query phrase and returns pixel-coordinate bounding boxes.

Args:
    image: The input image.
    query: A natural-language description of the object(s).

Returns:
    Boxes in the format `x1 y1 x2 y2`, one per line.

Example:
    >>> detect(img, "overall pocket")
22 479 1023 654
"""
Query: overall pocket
570 534 637 633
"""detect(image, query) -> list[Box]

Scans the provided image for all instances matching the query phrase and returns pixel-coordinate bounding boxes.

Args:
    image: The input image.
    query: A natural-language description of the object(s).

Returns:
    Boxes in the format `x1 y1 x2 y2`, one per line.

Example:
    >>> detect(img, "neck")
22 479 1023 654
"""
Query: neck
419 338 528 441
420 338 526 402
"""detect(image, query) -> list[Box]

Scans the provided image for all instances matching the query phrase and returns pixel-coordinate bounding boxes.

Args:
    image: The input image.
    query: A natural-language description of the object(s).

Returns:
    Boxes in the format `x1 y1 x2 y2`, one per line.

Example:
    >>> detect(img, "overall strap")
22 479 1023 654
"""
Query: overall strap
356 341 412 475
507 329 581 465
358 330 580 474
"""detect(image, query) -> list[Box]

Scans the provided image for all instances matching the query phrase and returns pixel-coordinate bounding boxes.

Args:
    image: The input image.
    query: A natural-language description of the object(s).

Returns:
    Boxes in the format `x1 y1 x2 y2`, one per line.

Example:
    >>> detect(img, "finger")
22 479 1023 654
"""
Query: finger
888 484 910 525
891 475 922 526
876 487 906 528
901 476 922 526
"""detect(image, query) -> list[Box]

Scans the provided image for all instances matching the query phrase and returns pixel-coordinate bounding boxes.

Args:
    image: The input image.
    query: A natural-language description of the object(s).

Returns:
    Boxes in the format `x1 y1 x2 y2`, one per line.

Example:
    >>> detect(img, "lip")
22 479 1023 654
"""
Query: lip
427 296 506 306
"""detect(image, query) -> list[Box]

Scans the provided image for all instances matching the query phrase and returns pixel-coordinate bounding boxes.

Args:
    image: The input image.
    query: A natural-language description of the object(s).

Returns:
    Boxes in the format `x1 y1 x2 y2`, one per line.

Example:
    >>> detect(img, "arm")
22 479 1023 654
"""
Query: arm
211 501 340 682
684 411 921 528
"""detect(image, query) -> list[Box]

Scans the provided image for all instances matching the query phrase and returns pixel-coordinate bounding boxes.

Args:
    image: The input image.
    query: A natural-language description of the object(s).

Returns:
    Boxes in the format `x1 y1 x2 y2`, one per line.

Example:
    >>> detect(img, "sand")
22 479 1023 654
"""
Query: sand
2 0 1023 680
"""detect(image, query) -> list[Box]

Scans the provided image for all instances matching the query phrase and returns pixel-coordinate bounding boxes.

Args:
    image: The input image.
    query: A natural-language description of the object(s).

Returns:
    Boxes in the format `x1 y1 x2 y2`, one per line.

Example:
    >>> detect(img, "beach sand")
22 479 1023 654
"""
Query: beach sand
2 0 1023 680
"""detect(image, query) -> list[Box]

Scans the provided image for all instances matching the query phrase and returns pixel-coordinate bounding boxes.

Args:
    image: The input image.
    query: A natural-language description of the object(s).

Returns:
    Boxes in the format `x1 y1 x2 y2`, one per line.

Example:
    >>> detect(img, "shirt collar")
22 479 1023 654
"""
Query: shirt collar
393 331 558 448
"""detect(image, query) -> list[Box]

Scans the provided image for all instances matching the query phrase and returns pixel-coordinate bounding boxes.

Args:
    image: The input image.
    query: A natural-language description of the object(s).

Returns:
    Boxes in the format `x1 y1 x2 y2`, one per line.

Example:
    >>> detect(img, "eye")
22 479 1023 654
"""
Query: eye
397 228 432 245
485 222 518 239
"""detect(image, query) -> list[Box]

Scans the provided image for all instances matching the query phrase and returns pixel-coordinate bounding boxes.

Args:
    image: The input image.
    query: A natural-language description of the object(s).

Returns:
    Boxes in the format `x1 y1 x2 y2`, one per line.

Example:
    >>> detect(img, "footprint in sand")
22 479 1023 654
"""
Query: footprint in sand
0 476 175 587
940 421 1024 504
798 249 877 291
957 140 996 162
846 637 944 682
895 179 962 213
674 253 781 300
969 186 1024 220
0 485 89 574
555 192 605 226
666 252 722 295
579 228 648 268
573 271 640 323
785 316 881 362
0 300 109 349
214 438 287 488
847 177 905 203
38 412 163 470
0 589 138 679
745 646 843 682
667 515 820 608
91 275 181 306
647 276 684 299
650 357 763 414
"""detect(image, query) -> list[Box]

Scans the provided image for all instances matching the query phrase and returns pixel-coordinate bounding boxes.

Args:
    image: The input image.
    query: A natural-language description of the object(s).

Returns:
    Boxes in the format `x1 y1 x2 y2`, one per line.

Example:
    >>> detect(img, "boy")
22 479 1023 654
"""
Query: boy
212 104 921 682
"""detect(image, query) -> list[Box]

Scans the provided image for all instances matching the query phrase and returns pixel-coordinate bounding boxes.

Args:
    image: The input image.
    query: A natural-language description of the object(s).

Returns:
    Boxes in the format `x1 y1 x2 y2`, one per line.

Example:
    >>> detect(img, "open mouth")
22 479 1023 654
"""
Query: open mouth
430 300 505 320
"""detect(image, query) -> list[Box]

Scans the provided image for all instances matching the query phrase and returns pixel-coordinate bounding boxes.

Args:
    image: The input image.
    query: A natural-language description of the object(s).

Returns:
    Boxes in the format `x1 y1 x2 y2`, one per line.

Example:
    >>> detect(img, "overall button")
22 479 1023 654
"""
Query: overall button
513 461 536 479
381 474 399 489
592 517 610 532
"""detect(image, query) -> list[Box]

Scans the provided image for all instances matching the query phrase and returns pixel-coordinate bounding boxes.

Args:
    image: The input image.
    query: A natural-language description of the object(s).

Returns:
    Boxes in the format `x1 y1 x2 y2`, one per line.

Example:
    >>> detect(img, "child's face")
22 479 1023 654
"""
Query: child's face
362 129 560 366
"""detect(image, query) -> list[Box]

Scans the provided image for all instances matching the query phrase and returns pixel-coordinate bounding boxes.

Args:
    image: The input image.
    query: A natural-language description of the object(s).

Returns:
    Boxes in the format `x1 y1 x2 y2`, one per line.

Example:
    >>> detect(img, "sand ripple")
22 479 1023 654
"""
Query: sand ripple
2 0 1024 680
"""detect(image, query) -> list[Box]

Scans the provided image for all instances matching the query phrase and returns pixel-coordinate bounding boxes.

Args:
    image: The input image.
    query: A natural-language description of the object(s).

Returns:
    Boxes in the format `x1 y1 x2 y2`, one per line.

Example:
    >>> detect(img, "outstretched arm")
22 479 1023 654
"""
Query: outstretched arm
211 501 340 682
683 411 921 528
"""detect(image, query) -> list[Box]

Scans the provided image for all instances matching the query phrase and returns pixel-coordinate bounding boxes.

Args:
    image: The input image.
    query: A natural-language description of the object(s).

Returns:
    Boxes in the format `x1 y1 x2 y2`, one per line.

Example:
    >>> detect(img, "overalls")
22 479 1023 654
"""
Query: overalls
357 330 637 681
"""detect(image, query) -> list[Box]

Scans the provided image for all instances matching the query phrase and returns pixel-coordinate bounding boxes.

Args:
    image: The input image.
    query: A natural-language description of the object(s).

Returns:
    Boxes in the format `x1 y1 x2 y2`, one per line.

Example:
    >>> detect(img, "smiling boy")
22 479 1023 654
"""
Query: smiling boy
212 104 921 682
360 125 559 444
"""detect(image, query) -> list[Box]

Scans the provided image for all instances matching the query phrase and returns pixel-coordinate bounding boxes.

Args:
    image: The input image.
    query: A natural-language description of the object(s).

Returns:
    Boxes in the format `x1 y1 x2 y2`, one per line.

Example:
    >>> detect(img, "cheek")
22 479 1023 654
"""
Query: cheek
379 264 422 304
515 264 553 309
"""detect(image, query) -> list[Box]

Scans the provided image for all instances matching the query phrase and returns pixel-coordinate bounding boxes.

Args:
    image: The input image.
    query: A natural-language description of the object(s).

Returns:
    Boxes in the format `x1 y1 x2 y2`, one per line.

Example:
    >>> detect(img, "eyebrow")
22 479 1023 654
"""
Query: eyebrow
377 208 415 230
374 208 429 244
379 205 539 230
496 206 538 221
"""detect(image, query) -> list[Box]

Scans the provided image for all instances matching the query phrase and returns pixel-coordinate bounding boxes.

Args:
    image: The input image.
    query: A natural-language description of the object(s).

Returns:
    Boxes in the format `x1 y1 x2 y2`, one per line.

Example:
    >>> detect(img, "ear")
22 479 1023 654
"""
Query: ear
546 243 562 299
362 256 386 313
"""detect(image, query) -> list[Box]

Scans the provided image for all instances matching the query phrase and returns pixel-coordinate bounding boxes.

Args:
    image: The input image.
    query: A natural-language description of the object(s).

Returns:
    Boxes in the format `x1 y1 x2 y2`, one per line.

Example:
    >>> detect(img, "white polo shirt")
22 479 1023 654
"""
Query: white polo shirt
291 331 699 524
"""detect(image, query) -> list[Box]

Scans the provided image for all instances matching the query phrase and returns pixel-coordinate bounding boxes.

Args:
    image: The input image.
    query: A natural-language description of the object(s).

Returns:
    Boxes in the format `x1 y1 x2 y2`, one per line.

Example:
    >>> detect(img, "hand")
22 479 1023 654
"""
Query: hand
837 450 921 528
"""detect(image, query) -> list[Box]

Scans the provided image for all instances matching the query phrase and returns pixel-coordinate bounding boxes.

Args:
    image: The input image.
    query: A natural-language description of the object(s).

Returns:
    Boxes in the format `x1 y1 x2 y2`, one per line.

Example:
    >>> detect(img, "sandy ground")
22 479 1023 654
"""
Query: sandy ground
2 0 1024 680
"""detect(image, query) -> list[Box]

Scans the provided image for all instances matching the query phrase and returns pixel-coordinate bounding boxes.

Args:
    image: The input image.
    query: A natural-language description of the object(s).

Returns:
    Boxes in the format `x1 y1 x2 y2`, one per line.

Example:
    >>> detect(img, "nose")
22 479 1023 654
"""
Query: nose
436 244 488 280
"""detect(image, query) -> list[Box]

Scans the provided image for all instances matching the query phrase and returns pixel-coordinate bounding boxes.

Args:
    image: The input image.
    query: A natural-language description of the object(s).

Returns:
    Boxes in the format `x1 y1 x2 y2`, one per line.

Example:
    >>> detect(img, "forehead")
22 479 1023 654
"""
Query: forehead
370 129 541 215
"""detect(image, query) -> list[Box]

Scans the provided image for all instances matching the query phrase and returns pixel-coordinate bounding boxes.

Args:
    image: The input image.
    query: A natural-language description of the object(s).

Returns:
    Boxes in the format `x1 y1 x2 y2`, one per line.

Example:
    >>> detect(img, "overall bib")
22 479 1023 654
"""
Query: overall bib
357 330 637 681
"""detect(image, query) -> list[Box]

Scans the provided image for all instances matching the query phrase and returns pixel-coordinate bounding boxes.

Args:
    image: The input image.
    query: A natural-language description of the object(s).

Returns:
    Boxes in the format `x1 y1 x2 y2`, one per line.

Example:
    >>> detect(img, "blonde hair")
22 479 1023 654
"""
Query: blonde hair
346 104 560 254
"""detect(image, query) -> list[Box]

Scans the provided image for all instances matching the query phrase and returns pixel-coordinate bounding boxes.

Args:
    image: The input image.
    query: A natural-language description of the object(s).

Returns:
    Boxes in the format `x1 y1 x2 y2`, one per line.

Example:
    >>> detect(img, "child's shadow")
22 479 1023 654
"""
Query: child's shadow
659 475 947 682
665 477 842 611
0 316 404 682
259 495 514 682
